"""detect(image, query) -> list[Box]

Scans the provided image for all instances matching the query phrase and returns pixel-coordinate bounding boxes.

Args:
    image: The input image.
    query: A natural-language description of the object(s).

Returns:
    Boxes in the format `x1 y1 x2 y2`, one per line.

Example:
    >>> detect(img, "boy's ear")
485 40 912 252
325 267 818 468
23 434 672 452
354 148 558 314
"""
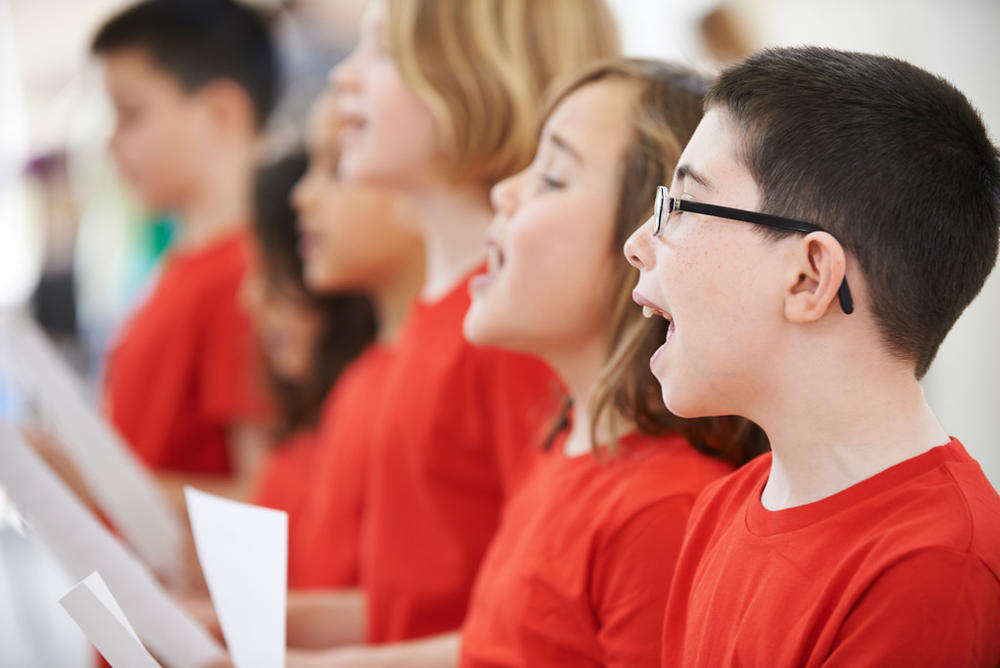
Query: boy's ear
783 232 848 323
198 79 257 138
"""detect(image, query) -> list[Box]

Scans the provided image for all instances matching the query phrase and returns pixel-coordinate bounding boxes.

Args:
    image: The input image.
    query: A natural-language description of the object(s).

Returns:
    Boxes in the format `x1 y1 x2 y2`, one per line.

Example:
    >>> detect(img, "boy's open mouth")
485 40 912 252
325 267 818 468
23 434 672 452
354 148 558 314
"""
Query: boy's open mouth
643 306 675 344
634 290 675 346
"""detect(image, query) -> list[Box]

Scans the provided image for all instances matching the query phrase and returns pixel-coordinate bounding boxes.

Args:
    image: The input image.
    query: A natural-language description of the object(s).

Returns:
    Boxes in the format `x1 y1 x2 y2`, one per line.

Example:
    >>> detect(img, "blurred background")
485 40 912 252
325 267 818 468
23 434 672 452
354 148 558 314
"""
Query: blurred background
0 0 998 665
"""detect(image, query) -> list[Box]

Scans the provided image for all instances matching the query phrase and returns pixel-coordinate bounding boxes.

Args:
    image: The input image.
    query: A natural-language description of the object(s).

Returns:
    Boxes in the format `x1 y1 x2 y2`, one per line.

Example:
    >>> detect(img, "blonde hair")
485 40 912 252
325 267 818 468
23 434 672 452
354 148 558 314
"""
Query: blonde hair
544 58 769 466
385 0 620 189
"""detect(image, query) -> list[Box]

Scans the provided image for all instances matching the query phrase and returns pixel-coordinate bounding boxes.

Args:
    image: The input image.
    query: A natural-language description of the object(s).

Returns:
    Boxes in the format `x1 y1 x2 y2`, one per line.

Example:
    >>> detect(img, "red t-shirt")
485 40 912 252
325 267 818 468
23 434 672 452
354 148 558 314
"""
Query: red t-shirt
250 430 316 551
288 344 393 589
361 271 563 643
460 429 731 667
661 438 1000 667
104 230 256 475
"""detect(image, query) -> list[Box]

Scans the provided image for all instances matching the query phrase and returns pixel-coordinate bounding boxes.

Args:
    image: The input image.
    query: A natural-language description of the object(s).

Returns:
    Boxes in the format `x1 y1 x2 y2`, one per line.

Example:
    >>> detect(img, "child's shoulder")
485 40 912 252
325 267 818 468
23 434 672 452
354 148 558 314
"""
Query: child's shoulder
847 440 998 553
902 442 1000 577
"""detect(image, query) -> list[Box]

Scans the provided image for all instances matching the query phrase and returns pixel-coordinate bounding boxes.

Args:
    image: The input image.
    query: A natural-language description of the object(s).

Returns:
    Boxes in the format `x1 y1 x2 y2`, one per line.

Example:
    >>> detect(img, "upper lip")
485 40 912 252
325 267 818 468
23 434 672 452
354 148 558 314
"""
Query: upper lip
632 289 664 312
335 104 365 126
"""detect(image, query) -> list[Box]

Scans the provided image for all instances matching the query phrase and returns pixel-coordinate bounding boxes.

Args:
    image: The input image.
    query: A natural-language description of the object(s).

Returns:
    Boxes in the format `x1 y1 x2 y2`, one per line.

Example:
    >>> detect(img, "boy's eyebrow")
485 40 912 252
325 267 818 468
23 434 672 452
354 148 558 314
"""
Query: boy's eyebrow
550 132 583 164
675 164 712 191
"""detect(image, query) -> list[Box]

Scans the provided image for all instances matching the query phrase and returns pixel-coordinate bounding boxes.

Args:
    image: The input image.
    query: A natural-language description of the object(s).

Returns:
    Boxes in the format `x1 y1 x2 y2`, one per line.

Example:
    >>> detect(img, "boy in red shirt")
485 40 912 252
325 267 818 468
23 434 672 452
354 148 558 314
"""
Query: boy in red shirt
91 0 279 506
624 46 1000 666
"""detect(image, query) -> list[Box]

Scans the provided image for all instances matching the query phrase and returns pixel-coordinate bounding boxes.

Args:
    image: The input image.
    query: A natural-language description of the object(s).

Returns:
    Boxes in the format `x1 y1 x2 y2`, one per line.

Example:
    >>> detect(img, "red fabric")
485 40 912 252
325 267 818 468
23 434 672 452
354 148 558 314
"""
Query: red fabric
661 438 1000 667
104 230 257 475
288 345 393 589
459 430 731 667
361 270 563 643
250 430 316 541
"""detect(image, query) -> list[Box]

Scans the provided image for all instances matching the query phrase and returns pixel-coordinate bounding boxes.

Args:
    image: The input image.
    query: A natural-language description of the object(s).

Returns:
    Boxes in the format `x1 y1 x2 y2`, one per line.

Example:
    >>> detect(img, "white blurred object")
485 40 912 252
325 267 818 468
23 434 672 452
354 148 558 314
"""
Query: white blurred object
187 488 287 668
0 0 43 310
0 526 91 668
609 0 719 64
60 572 161 668
0 311 187 585
0 416 225 667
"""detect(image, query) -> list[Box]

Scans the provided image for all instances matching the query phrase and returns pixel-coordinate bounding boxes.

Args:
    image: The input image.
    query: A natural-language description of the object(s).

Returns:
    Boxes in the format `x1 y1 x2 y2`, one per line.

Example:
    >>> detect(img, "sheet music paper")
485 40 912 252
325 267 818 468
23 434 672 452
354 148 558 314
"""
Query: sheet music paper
186 488 286 668
60 572 162 668
0 311 185 584
0 417 225 667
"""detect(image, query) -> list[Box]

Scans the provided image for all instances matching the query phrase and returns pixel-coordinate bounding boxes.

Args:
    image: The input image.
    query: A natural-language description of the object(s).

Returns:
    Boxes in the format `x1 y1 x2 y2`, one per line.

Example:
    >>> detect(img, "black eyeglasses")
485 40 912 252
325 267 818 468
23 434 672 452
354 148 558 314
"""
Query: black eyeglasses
653 185 854 314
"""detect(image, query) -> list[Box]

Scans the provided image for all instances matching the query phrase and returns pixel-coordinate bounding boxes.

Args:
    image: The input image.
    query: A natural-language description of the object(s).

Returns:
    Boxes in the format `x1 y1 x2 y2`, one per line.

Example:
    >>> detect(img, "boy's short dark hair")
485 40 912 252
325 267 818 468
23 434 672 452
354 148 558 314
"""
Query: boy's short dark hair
706 46 1000 377
92 0 279 129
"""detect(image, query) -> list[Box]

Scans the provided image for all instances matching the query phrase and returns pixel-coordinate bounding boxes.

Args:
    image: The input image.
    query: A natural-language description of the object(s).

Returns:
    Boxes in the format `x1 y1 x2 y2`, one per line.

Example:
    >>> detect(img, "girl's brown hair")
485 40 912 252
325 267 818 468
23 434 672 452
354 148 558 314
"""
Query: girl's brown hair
251 152 377 441
546 58 769 466
384 0 620 191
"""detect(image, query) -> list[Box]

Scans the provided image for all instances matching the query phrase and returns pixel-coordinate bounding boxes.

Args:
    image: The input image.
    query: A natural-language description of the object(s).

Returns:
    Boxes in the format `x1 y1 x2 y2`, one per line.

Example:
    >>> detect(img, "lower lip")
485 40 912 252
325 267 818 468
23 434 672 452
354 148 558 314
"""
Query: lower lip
299 233 318 259
468 271 497 294
338 124 364 145
649 321 675 371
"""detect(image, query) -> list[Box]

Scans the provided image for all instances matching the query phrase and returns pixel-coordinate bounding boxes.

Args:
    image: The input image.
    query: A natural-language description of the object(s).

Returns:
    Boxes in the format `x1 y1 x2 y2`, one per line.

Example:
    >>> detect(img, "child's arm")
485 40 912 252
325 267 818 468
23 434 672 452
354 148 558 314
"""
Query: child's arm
21 428 98 508
284 633 460 668
156 421 270 511
185 589 372 659
286 589 367 649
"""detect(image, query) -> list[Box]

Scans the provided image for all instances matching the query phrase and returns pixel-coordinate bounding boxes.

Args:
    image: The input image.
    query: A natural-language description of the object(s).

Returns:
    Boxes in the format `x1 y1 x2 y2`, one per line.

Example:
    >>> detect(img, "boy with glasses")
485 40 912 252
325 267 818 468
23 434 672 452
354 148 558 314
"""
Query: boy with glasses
625 46 1000 666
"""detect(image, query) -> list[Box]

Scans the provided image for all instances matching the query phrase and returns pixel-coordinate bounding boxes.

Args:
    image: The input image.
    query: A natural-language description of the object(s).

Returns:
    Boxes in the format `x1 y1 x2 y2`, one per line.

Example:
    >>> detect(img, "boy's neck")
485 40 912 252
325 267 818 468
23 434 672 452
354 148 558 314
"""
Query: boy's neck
174 143 256 249
412 184 492 302
757 354 949 510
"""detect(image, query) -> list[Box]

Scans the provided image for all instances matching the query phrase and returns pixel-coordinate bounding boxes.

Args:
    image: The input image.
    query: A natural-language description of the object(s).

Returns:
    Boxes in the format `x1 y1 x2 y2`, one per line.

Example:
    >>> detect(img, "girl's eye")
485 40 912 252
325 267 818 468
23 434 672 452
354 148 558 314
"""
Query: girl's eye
539 174 565 191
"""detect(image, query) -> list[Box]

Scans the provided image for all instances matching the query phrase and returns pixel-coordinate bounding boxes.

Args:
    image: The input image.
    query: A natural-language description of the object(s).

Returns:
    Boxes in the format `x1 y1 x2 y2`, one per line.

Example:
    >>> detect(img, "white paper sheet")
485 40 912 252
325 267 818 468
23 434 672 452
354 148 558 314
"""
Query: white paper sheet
0 311 185 584
0 417 225 668
186 488 286 668
60 572 161 668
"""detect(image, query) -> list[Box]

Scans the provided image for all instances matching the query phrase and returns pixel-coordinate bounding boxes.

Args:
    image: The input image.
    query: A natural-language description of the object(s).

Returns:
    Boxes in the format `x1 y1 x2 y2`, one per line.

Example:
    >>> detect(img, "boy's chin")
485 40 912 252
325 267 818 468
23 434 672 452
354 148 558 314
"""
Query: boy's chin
130 184 179 214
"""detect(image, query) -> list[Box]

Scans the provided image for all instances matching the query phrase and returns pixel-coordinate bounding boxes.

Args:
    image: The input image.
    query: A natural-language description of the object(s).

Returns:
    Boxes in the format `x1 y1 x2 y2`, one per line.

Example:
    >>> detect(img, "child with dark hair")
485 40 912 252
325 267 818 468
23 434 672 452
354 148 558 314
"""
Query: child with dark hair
241 152 375 526
93 0 281 506
624 46 1000 665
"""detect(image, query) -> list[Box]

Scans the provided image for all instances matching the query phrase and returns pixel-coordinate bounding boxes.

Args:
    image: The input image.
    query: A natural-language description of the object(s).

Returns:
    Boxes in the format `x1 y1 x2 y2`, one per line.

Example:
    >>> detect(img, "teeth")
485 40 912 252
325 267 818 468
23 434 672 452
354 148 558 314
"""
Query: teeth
642 306 655 319
487 246 503 273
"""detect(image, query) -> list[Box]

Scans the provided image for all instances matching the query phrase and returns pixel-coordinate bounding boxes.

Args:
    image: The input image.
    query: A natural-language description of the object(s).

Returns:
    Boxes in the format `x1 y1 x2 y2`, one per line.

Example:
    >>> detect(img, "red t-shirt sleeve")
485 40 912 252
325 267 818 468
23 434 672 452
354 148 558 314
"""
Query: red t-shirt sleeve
197 280 254 423
825 547 1000 667
591 495 695 667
